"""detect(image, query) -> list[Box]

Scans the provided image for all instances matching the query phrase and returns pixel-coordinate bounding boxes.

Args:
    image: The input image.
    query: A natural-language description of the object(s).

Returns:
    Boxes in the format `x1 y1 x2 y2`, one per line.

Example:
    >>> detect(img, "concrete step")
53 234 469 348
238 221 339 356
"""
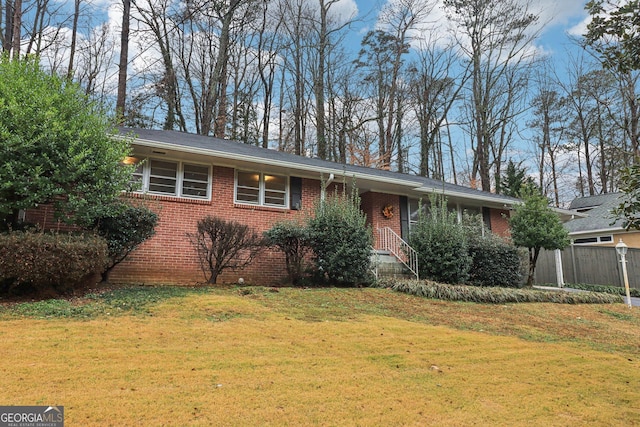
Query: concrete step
371 250 415 279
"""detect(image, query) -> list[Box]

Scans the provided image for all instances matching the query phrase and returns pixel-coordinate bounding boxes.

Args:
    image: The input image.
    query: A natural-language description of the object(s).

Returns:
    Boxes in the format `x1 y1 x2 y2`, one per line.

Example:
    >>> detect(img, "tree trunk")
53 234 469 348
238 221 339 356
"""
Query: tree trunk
315 0 328 159
202 1 240 136
116 0 130 122
10 0 21 59
527 247 540 287
67 0 81 79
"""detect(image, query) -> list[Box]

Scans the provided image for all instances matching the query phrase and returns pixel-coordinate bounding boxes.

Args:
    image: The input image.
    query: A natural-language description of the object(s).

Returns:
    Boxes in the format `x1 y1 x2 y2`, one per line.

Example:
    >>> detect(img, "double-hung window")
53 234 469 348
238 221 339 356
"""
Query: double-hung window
235 171 288 208
131 158 211 199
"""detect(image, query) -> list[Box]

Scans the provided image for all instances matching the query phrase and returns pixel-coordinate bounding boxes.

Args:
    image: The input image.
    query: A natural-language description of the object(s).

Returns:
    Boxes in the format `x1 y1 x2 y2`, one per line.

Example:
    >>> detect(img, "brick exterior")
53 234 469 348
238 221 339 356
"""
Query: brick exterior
105 166 327 285
24 205 79 233
360 192 402 247
489 208 511 238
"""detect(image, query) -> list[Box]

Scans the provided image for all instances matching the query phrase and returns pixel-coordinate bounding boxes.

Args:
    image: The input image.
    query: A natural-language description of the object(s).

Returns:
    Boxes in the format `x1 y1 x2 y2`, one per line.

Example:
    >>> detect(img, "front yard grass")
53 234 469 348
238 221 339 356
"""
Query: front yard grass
1 285 639 426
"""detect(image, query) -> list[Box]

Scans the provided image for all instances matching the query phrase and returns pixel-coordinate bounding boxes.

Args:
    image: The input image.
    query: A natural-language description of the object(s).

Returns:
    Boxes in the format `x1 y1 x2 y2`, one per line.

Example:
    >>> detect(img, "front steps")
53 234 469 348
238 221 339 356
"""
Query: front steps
371 250 416 280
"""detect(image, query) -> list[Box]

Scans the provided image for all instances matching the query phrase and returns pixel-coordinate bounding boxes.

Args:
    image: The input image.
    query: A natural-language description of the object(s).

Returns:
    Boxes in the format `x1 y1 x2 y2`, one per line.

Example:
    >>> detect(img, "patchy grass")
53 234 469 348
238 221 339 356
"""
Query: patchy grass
0 285 639 426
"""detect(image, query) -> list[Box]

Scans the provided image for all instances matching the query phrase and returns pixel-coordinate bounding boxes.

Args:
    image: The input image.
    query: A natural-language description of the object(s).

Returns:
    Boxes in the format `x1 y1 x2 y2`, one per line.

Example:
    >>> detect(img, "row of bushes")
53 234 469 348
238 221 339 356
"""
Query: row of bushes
372 279 623 304
262 194 523 288
191 187 373 286
0 203 158 296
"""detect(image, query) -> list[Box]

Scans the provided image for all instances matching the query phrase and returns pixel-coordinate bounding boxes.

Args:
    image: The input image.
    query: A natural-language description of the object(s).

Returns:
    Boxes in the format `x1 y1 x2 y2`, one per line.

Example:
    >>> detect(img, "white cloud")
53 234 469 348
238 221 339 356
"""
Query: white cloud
328 0 359 23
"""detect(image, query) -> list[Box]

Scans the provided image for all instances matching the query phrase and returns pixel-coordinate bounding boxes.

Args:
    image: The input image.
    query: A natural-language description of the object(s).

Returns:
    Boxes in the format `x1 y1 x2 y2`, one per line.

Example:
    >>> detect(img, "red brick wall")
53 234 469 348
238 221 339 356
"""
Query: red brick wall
24 205 79 233
360 192 401 249
23 166 320 285
490 208 511 238
107 166 324 285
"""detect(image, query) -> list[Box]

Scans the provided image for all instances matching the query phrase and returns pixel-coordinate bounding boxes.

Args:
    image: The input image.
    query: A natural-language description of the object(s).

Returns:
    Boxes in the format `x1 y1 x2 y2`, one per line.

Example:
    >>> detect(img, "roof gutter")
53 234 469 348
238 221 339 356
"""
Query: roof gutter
568 226 626 236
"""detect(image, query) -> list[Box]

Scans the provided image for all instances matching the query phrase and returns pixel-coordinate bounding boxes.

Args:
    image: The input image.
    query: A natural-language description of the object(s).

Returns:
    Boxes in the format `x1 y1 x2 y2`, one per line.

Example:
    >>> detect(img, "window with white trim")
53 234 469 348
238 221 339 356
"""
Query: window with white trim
573 235 614 245
131 158 211 199
235 171 288 208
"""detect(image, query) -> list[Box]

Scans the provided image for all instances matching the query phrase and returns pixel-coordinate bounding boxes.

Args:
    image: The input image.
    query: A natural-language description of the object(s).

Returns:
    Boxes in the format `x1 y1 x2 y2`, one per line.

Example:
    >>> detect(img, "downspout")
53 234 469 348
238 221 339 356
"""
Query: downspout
321 173 334 202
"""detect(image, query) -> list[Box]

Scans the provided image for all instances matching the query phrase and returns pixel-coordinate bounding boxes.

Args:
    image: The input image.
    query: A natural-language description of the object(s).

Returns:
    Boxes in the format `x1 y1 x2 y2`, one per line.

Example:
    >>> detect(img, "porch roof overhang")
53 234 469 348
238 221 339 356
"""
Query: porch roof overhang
412 185 519 210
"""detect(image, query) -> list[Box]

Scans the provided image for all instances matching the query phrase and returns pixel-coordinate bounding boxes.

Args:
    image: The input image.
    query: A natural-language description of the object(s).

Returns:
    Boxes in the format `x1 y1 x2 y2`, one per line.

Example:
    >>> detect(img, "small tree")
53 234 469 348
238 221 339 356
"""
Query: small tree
308 187 373 286
409 196 470 284
92 202 158 283
509 186 570 287
188 216 265 284
264 220 311 286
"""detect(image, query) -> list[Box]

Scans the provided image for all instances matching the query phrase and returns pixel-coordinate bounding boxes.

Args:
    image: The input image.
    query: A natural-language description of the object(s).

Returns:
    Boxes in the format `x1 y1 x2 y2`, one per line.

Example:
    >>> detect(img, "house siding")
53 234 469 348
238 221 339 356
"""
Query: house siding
24 205 78 233
108 166 321 285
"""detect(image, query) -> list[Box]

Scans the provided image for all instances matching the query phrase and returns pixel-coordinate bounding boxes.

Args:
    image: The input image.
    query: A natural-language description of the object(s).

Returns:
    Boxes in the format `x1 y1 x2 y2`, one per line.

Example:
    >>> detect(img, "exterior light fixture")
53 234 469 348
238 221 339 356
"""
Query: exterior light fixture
121 156 139 165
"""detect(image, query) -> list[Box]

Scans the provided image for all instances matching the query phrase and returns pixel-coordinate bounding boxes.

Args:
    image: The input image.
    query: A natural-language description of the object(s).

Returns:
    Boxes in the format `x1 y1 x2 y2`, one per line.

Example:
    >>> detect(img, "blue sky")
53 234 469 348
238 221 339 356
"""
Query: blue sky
68 0 597 202
348 0 592 68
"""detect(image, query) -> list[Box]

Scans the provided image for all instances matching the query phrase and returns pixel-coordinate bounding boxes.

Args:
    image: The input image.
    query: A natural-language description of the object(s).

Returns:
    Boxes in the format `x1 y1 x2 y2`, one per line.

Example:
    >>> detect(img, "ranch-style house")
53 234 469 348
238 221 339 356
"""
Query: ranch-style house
29 127 522 285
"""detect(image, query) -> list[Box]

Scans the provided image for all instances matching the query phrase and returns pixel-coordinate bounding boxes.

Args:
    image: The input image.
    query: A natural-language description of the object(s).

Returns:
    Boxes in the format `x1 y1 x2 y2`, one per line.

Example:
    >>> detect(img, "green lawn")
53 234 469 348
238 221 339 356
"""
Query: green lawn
1 285 639 426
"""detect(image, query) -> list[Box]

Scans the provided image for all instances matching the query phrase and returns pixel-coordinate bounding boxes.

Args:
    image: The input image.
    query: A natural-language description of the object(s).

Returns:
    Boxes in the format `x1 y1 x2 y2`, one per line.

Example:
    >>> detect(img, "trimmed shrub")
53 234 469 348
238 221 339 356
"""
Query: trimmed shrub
187 216 265 284
467 235 522 287
92 203 158 282
308 187 373 286
409 197 470 284
264 220 311 286
0 231 108 296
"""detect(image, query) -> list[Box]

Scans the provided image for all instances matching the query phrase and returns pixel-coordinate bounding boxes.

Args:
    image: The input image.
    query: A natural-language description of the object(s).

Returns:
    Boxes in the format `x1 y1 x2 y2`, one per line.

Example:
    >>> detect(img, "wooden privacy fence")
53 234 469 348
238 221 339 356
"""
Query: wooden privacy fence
535 245 640 290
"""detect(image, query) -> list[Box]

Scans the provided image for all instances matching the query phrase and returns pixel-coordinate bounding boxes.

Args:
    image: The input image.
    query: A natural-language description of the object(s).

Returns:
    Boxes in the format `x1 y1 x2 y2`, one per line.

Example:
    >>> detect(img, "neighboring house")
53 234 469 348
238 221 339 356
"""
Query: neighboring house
27 128 521 285
564 193 640 248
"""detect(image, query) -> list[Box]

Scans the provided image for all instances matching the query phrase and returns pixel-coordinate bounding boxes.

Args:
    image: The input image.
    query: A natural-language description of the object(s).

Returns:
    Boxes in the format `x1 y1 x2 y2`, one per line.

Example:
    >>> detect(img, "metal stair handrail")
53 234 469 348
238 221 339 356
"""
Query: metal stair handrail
377 227 419 280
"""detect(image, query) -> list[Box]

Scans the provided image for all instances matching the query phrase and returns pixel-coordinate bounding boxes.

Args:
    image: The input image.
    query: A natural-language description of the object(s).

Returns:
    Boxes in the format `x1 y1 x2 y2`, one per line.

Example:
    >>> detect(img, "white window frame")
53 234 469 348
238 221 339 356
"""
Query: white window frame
234 170 289 208
132 158 212 200
573 235 614 245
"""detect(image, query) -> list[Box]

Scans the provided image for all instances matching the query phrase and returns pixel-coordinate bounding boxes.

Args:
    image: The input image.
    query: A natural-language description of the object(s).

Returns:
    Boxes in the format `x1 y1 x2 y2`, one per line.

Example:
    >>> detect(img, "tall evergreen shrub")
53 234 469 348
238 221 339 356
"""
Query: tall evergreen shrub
308 186 373 286
409 196 470 284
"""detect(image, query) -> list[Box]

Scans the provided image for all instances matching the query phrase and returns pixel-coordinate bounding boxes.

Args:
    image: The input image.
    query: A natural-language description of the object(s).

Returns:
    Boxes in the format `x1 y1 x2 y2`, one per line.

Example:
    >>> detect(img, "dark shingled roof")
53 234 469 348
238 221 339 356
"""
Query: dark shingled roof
564 193 625 233
569 193 621 211
120 127 519 206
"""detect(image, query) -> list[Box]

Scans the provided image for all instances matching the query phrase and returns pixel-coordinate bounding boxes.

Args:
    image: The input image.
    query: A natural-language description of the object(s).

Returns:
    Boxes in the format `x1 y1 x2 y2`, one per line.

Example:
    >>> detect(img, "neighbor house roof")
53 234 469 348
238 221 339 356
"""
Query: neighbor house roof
564 193 625 235
118 127 521 209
